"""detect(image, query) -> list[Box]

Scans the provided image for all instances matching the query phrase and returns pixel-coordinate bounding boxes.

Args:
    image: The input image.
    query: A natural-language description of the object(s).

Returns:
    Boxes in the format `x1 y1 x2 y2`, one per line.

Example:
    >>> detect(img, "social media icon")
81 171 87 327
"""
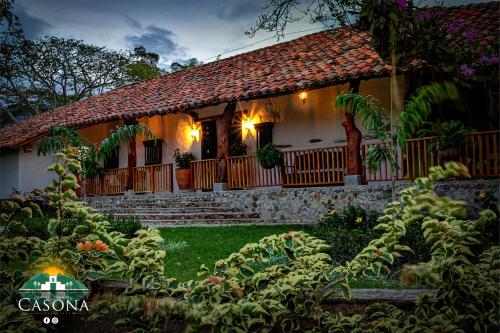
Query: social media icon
43 317 50 324
52 317 59 324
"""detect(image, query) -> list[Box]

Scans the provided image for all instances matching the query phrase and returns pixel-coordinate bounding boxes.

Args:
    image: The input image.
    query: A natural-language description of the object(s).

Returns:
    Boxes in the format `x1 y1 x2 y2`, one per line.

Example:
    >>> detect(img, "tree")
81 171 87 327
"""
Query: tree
169 58 201 72
126 46 165 83
336 82 459 200
0 36 131 123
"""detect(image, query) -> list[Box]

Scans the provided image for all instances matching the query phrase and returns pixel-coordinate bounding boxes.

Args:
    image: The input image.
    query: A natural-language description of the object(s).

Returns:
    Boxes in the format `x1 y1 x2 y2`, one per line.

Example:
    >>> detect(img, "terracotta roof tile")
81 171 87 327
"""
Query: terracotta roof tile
0 2 498 149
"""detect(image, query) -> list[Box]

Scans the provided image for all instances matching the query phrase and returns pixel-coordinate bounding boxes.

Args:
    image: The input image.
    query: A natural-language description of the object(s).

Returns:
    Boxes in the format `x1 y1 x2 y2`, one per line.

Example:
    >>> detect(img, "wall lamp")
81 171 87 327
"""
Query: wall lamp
189 126 200 142
298 91 308 104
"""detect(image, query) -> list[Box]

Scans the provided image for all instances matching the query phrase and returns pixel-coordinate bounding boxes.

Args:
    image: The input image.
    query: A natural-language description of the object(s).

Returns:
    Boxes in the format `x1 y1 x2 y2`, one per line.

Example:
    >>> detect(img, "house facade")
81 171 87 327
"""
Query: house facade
0 2 498 199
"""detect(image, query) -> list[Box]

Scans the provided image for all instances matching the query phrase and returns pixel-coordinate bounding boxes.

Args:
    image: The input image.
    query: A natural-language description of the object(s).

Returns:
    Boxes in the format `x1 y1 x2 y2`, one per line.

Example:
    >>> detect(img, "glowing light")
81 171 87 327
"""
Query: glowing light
188 127 200 142
242 118 255 132
43 266 65 276
298 91 308 104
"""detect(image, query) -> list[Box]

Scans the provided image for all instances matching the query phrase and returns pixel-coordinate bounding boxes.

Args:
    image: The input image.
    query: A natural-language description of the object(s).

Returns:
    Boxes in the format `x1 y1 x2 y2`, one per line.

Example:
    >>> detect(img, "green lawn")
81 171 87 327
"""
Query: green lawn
160 225 308 281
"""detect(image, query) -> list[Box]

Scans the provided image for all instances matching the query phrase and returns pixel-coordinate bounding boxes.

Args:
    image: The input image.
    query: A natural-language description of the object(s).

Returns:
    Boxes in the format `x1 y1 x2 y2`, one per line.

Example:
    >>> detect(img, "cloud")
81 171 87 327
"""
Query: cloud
215 0 263 22
14 4 51 39
125 25 187 64
123 15 142 30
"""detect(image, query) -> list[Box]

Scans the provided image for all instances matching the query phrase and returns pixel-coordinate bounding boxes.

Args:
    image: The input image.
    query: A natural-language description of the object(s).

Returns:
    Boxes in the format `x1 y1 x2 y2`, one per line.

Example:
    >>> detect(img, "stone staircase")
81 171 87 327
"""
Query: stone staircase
87 193 269 227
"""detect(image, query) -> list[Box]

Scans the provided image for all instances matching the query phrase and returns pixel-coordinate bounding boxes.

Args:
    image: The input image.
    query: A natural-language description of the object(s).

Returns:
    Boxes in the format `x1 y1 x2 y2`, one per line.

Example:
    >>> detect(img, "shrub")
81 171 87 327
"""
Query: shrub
311 205 381 264
106 214 143 238
312 205 431 270
255 143 283 169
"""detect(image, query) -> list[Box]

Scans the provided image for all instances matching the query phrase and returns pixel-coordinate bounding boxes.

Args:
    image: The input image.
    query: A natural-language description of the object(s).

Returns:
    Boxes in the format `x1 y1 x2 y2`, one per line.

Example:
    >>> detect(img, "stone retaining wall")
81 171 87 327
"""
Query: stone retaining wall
87 180 499 224
213 180 499 223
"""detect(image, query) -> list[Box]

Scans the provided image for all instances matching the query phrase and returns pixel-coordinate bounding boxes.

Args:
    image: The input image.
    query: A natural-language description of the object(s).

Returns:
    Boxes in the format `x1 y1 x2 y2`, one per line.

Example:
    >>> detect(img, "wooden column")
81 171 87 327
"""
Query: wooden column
125 118 138 190
342 79 363 176
216 101 236 183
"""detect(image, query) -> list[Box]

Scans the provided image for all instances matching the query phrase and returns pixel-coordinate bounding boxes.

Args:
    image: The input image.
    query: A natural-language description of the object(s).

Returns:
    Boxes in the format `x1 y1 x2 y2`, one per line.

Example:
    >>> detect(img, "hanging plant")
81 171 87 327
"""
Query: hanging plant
255 143 283 169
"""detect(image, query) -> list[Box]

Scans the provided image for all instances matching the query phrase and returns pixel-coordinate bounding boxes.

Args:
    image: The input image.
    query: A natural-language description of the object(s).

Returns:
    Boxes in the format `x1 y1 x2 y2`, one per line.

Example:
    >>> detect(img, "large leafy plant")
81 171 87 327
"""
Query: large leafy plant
336 82 459 199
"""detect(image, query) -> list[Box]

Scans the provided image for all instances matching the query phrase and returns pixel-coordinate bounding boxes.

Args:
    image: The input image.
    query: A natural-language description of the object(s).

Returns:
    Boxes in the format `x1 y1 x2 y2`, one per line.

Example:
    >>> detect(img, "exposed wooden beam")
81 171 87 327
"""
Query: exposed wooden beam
216 101 236 183
125 118 138 190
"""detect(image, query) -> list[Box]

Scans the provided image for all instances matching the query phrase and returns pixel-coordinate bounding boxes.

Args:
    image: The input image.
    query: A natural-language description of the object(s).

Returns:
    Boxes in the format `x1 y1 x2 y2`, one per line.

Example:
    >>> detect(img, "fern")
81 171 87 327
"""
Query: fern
98 124 156 159
37 125 83 156
398 82 459 146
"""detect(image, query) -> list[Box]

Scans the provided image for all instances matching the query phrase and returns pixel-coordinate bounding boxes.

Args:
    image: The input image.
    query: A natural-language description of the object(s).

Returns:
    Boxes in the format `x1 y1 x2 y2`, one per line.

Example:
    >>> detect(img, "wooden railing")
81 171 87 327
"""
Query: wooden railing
282 146 346 186
362 131 500 181
81 132 498 195
103 168 128 195
192 159 217 190
466 131 499 178
133 164 173 193
361 142 406 182
85 175 104 196
227 155 282 189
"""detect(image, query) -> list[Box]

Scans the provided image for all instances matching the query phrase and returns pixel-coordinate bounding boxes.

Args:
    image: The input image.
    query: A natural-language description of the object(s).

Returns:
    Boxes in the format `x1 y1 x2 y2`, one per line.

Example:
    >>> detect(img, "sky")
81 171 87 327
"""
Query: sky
14 0 489 68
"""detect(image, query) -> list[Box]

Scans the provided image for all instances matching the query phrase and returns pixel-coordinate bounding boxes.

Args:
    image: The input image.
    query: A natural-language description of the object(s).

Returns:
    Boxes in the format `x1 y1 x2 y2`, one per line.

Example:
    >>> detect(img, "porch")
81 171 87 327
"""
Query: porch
82 130 499 196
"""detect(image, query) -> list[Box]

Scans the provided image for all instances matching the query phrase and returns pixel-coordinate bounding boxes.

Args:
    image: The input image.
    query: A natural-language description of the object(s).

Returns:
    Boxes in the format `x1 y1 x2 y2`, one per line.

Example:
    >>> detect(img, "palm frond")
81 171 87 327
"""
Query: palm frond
98 124 156 160
336 91 381 117
398 82 459 147
365 145 392 172
37 125 82 155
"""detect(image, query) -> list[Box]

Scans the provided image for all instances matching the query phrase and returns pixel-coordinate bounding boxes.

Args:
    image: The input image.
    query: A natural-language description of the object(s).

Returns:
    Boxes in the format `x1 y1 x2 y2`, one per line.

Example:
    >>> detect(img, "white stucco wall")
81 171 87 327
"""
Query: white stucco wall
0 142 57 198
18 142 57 194
238 76 405 153
0 149 20 198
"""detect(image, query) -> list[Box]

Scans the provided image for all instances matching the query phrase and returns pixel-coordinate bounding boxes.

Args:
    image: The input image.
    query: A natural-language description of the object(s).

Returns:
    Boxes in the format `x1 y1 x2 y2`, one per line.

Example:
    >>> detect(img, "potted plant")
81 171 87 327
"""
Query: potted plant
255 143 283 169
173 149 196 190
421 120 467 163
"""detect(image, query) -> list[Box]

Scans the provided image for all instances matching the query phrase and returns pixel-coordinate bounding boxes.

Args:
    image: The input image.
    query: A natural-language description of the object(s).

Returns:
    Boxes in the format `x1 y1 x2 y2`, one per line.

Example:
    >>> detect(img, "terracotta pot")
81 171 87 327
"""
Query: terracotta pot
175 168 192 191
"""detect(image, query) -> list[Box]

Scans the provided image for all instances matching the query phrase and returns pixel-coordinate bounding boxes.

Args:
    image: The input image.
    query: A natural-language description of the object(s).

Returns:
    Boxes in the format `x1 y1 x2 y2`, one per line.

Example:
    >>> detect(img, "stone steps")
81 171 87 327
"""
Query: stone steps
143 220 309 228
88 193 265 227
99 207 239 214
113 212 261 221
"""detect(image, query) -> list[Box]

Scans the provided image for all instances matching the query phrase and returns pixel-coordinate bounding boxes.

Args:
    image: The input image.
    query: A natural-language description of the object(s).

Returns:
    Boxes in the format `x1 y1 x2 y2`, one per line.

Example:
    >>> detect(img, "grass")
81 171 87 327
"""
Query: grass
160 225 308 281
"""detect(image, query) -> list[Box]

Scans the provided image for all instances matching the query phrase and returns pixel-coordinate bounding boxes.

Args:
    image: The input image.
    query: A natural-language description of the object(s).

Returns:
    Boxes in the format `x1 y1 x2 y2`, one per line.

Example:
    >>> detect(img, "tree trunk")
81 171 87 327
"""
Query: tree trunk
216 101 236 183
342 79 363 177
125 118 138 191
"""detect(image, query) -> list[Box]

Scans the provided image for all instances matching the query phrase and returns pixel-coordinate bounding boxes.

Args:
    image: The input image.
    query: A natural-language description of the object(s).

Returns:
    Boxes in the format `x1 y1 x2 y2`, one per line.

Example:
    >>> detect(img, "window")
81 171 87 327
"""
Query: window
144 140 162 165
104 148 119 169
255 122 274 148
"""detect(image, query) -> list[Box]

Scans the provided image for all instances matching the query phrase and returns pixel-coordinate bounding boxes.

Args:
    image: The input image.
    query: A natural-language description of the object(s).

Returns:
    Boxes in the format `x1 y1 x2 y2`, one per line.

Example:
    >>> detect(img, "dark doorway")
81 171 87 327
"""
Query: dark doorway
201 120 217 159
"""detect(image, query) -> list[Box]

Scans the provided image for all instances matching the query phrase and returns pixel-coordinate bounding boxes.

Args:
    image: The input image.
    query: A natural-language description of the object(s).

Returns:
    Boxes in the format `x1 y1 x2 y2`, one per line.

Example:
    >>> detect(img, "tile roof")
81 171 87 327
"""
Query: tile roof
0 1 498 149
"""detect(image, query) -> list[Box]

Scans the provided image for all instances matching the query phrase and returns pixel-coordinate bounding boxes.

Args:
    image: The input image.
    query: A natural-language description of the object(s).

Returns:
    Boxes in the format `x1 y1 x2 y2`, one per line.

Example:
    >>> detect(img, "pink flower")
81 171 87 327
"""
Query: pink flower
460 64 475 77
489 55 499 64
446 21 463 33
465 27 478 40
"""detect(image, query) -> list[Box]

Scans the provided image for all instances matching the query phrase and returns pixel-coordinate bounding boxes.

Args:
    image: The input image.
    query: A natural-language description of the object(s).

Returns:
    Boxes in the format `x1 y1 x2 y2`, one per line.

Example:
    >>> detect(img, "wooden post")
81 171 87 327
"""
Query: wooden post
342 79 363 178
125 118 138 191
216 101 236 183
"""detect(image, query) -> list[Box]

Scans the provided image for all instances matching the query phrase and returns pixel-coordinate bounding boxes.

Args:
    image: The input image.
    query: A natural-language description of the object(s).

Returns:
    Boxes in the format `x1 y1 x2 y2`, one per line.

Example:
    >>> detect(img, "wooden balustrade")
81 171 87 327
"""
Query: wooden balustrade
134 164 173 193
79 131 498 196
85 175 104 196
282 146 346 186
102 168 128 195
465 131 499 178
361 142 406 182
362 131 500 182
192 159 217 190
227 155 282 189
